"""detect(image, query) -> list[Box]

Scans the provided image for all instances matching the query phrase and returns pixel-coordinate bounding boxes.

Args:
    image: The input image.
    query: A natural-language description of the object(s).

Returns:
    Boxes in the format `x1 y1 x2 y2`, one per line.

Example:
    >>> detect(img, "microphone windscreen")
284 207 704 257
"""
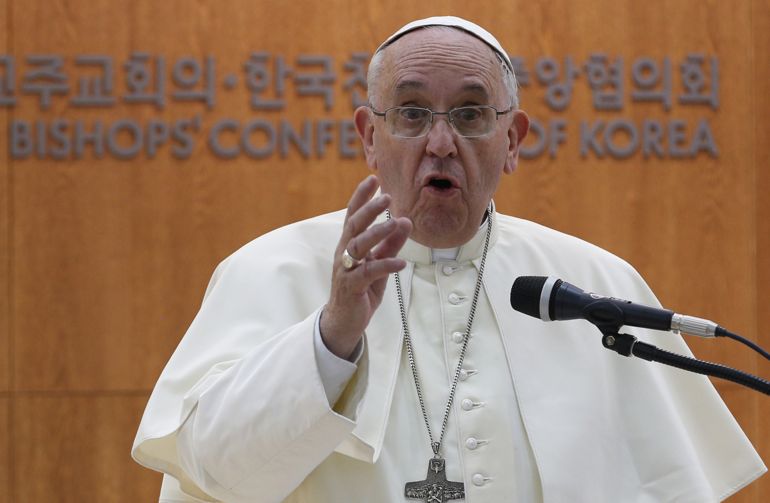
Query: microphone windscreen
511 276 548 318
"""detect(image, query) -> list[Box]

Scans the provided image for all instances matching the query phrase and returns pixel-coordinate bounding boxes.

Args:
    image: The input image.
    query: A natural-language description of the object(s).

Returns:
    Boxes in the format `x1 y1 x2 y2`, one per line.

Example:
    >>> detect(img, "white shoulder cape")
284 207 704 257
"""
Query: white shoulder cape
133 209 766 502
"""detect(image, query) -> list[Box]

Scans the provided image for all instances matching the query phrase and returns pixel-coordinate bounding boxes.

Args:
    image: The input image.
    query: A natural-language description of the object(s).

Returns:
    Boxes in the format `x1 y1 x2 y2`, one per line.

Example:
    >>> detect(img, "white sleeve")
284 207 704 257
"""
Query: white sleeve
313 309 363 405
174 310 362 503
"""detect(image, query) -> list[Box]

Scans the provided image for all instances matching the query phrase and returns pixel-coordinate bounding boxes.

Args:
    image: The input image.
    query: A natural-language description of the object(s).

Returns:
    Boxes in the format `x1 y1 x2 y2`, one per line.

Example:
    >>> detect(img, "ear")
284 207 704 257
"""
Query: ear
354 106 377 170
504 110 530 174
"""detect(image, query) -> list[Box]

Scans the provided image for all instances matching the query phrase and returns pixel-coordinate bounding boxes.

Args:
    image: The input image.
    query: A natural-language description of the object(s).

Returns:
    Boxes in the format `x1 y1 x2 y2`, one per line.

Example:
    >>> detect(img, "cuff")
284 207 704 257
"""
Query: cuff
313 308 362 405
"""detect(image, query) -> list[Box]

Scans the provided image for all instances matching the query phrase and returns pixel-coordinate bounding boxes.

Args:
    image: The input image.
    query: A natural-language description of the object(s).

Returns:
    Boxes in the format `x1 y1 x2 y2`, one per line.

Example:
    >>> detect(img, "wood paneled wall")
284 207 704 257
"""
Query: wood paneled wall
753 2 770 500
1 0 767 501
2 0 11 501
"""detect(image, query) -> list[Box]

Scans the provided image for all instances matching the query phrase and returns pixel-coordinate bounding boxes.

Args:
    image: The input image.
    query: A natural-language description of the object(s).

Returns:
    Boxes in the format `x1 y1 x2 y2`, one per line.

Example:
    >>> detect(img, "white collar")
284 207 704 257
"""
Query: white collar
396 203 497 265
431 247 459 262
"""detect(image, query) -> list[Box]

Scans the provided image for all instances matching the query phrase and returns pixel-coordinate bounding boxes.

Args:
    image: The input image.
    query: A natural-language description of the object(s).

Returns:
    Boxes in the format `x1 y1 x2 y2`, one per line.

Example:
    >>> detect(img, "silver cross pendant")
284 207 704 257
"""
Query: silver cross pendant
405 458 465 502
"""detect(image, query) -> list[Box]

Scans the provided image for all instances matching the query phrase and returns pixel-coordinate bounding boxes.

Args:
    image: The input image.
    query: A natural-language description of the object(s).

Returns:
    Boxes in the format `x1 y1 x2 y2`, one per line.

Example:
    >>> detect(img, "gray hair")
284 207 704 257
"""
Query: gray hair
366 26 519 109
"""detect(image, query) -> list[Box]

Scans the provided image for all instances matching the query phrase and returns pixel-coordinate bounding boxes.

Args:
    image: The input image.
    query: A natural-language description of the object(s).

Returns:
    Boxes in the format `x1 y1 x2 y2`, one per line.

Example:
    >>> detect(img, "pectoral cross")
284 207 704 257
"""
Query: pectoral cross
405 458 465 502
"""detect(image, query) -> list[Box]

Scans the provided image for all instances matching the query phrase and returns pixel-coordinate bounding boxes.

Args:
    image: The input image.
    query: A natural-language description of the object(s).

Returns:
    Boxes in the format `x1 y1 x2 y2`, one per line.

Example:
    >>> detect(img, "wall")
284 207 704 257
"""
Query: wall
0 0 767 500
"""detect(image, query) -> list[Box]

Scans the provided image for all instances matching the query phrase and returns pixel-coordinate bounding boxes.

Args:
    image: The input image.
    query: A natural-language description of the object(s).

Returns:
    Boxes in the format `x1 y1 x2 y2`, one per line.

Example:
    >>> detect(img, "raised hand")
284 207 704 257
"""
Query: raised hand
320 175 412 359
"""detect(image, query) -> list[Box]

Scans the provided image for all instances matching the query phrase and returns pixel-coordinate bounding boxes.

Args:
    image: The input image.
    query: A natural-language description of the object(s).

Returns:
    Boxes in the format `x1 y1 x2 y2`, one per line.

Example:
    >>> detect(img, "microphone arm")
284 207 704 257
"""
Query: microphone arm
596 325 770 396
510 275 770 395
574 296 770 395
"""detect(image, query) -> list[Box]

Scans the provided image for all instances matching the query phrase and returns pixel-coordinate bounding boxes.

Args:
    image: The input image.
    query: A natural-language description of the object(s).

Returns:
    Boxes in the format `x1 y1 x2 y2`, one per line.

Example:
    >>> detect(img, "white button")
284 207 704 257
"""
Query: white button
461 399 474 411
448 293 461 304
442 265 455 275
451 331 464 344
472 473 487 486
465 437 479 450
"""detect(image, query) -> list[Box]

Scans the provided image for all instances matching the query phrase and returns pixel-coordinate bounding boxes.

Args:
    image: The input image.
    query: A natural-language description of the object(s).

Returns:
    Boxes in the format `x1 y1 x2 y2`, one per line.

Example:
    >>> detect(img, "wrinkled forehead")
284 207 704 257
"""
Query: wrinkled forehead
379 28 506 104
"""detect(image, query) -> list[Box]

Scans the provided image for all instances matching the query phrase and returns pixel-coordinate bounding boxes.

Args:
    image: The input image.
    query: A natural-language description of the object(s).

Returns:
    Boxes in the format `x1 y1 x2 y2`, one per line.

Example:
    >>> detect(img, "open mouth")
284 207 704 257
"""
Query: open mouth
428 178 454 190
421 173 460 197
424 174 460 194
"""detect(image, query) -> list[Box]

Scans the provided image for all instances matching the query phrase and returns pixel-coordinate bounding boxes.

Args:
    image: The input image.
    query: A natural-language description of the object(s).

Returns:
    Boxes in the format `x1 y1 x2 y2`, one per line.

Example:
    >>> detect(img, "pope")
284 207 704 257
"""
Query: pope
133 16 765 503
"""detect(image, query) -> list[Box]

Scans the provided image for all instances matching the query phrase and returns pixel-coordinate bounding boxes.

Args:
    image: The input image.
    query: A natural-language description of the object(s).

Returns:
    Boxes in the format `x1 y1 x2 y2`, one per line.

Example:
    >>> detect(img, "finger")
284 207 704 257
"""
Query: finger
371 217 412 259
343 175 379 227
341 193 391 249
345 257 407 290
347 218 397 260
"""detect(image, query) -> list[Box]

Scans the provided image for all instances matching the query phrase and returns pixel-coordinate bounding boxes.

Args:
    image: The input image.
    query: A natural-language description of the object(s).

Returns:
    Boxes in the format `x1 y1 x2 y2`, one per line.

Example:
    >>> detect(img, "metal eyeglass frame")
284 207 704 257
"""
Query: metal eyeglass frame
368 104 514 138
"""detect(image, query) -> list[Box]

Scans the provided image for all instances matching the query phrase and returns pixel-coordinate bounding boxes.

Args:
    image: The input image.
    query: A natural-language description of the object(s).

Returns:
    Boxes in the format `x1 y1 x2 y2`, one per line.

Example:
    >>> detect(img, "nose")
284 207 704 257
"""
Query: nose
425 116 458 158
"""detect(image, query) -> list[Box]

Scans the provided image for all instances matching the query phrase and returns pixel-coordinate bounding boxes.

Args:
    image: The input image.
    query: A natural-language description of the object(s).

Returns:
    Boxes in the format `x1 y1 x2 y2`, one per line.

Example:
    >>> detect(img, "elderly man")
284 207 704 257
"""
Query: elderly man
133 17 765 503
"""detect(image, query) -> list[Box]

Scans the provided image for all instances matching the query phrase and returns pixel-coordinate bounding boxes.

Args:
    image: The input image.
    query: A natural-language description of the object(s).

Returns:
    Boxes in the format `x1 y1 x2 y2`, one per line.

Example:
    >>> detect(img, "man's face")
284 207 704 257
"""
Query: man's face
355 28 529 248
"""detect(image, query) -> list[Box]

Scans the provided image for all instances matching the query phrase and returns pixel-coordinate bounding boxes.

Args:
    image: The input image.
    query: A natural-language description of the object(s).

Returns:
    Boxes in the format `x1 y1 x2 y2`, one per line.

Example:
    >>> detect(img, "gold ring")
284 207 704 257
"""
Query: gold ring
342 249 363 270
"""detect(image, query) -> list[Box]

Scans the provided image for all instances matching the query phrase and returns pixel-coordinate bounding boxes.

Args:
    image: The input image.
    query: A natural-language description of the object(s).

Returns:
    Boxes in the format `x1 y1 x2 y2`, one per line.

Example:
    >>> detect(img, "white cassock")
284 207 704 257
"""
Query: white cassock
132 207 766 502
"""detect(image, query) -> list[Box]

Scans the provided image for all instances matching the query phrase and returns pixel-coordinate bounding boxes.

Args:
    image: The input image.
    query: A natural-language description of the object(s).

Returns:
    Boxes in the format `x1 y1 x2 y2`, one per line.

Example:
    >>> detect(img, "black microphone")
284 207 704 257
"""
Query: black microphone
510 276 722 338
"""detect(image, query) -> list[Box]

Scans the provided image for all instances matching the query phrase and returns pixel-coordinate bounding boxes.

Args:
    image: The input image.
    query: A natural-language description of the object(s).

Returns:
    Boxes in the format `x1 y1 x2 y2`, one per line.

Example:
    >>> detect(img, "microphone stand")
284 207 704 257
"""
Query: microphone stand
597 324 770 396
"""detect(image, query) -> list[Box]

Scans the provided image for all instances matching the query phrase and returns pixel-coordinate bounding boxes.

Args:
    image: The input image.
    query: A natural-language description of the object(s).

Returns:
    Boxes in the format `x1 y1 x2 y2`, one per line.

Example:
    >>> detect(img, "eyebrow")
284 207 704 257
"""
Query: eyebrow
393 80 491 101
394 80 425 93
461 83 490 101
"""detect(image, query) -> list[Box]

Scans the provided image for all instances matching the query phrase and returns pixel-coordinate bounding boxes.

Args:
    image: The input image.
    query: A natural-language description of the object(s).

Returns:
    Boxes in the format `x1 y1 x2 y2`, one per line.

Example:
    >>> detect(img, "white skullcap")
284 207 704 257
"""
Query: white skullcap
375 16 513 72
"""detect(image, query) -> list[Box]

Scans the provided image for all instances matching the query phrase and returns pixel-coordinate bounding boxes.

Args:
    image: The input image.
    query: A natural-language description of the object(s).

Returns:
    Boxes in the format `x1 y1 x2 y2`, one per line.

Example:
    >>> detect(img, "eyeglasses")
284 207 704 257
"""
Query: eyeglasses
369 105 513 138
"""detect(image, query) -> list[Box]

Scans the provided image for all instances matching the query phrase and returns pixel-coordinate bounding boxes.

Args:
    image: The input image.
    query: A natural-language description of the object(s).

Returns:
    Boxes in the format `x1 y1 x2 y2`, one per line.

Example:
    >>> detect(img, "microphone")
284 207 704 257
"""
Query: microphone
510 276 723 338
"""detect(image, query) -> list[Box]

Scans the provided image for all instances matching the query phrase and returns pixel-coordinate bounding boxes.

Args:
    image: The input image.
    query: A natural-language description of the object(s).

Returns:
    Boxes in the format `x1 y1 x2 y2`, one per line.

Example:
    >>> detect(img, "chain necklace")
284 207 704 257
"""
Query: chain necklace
389 206 493 502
